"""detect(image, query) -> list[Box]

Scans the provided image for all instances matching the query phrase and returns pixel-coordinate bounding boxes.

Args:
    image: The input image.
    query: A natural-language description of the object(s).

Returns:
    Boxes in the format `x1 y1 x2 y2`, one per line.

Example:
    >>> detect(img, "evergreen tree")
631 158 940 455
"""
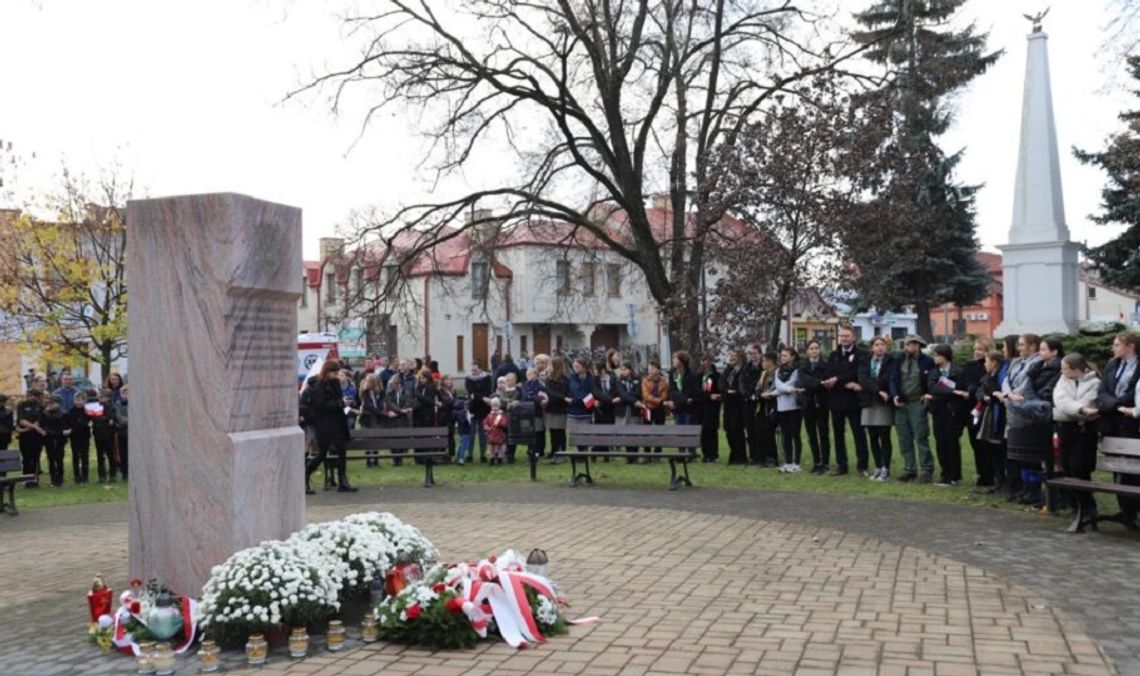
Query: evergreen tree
845 0 1000 339
1074 55 1140 293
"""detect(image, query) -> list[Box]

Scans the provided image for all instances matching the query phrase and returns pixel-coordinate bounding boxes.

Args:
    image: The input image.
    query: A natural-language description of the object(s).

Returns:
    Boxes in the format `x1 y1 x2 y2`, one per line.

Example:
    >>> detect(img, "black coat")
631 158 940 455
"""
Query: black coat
669 367 701 416
65 407 90 441
857 353 894 408
592 372 620 416
358 389 385 428
465 373 494 419
541 377 570 415
1026 358 1062 404
1099 356 1140 413
739 361 761 404
962 358 987 402
699 368 721 429
311 378 349 448
825 346 868 411
798 359 830 410
926 362 968 417
413 383 439 427
615 377 641 419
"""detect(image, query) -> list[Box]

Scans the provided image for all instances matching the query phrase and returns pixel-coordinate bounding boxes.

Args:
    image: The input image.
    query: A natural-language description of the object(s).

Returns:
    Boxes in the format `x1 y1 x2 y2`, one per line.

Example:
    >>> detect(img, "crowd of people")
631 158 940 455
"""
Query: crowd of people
4 369 129 488
298 329 1139 516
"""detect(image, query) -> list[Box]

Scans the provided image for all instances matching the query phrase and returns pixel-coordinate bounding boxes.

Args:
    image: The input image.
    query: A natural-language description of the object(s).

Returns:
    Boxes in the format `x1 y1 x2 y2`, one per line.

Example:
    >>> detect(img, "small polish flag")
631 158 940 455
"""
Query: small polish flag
704 377 713 393
583 393 596 410
642 406 652 422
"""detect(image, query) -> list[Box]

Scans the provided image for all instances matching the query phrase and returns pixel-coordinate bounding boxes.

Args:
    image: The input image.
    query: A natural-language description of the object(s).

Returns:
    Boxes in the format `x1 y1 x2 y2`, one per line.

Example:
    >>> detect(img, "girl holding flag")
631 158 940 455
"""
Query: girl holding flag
567 358 595 451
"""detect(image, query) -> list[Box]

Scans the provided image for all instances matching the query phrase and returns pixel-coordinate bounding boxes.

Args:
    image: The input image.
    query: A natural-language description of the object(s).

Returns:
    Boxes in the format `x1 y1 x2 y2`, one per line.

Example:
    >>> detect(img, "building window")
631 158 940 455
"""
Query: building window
891 327 907 340
556 261 571 295
456 335 464 373
354 267 364 295
520 335 528 356
300 278 308 308
607 263 621 298
852 326 863 342
326 272 337 304
471 262 488 299
583 262 597 296
1088 286 1097 300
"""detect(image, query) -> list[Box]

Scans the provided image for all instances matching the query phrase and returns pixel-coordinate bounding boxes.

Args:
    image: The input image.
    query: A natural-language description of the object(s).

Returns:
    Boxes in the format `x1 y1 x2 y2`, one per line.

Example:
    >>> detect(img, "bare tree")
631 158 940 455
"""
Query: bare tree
292 0 878 351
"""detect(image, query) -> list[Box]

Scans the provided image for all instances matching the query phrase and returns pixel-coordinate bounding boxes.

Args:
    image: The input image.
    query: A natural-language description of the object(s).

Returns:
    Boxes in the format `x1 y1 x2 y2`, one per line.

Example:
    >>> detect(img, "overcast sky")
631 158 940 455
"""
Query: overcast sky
0 0 1132 260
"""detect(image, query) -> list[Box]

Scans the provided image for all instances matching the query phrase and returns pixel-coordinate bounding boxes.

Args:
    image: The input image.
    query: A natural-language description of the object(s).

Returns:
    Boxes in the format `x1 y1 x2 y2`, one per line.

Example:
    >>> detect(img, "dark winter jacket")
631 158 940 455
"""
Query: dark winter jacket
825 345 867 411
465 372 494 419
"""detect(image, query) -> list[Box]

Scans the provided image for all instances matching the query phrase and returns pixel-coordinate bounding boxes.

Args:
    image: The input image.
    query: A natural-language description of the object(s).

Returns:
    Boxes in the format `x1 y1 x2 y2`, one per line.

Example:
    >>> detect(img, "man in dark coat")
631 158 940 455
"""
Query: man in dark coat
822 327 868 476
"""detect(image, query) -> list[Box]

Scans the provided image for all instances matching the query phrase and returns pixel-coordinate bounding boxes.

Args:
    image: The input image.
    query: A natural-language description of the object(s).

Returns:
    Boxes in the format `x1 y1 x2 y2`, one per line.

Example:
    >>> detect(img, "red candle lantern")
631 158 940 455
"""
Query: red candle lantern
86 574 113 622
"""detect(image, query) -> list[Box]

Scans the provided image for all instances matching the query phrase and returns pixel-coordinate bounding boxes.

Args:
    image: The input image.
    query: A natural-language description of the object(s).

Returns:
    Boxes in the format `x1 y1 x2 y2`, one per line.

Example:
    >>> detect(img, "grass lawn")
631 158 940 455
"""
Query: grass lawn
14 426 1126 519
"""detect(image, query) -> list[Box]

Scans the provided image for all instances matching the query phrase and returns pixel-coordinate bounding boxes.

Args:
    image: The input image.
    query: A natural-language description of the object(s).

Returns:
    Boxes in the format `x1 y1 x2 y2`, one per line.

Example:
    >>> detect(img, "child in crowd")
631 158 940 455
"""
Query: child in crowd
926 344 968 486
454 398 473 465
483 397 509 465
68 390 92 484
17 389 45 487
640 360 670 459
41 395 69 487
976 351 1007 493
91 389 117 482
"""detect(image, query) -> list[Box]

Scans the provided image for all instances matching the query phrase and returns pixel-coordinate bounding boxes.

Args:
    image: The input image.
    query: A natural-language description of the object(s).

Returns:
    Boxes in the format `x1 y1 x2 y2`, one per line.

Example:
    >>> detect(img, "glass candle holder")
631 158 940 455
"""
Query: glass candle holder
151 642 175 675
288 627 310 658
136 641 156 674
197 639 220 672
326 620 346 651
361 612 379 643
245 633 269 666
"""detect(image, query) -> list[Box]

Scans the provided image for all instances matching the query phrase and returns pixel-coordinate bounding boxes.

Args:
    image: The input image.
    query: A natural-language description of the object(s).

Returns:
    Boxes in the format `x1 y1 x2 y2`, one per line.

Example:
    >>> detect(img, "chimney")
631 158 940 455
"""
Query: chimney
465 208 494 225
319 237 345 260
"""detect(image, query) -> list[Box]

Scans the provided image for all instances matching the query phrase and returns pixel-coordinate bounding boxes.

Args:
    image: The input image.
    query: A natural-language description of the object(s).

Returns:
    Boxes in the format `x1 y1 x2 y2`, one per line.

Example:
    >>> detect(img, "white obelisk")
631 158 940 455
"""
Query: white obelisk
995 17 1079 337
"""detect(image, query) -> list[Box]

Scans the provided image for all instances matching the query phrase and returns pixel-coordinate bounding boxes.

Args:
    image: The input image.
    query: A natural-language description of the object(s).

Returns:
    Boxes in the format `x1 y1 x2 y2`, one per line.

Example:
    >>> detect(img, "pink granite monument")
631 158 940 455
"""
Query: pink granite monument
126 193 306 594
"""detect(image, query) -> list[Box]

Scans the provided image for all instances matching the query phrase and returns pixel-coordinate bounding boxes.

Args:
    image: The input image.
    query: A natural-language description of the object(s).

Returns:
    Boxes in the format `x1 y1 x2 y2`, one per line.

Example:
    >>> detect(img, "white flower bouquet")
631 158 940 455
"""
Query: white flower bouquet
198 539 340 646
289 519 398 600
341 511 439 566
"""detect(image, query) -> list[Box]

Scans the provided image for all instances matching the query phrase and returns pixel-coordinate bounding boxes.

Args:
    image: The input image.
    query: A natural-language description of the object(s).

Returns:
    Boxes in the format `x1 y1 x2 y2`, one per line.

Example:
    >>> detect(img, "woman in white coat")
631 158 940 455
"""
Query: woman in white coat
1052 353 1102 515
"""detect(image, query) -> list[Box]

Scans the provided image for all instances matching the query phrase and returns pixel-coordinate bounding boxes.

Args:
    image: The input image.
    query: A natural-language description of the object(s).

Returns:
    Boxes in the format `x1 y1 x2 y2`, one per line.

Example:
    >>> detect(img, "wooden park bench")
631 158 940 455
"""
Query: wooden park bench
1047 436 1140 533
0 450 34 515
555 424 700 490
318 427 449 488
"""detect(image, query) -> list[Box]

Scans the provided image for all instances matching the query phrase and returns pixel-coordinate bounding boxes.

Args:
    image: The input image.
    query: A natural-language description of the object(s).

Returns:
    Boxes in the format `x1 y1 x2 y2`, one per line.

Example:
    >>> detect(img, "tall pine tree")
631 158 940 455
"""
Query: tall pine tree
1074 55 1140 293
846 0 1000 340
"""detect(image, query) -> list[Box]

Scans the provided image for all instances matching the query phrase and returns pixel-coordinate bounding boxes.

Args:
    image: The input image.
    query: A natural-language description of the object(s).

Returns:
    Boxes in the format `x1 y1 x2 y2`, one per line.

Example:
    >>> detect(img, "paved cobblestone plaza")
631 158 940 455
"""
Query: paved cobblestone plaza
2 486 1138 675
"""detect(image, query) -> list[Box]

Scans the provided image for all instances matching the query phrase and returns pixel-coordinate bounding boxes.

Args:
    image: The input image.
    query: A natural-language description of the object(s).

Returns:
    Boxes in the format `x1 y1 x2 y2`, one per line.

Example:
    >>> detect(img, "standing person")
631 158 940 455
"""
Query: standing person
104 373 125 404
0 394 13 451
925 344 970 486
1053 353 1102 517
1097 332 1140 517
615 361 644 460
113 386 131 482
304 361 357 494
42 396 69 486
996 333 1044 503
53 372 80 414
963 338 995 487
483 398 509 465
453 399 474 465
666 351 701 430
340 369 359 432
755 351 780 467
1099 332 1139 437
798 340 832 474
698 355 721 463
357 373 385 467
859 337 895 481
495 354 520 383
501 373 523 462
465 360 494 462
720 349 748 465
567 357 595 450
520 367 547 462
16 389 45 488
1002 335 1060 508
822 327 869 476
740 344 763 465
890 336 936 483
976 350 1009 494
383 373 413 467
591 361 619 457
541 357 570 460
412 370 439 427
91 389 117 483
437 375 457 458
772 347 803 473
640 360 670 459
67 390 92 484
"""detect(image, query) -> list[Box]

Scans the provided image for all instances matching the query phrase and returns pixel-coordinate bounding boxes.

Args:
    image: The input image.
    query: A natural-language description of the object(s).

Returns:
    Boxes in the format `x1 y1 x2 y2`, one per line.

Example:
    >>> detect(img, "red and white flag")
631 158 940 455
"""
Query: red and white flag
642 406 652 422
583 393 596 410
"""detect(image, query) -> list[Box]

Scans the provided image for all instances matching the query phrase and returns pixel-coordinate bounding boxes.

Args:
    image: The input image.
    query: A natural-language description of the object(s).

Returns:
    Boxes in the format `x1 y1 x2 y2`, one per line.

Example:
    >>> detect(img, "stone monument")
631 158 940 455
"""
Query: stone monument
995 11 1080 337
127 193 306 593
